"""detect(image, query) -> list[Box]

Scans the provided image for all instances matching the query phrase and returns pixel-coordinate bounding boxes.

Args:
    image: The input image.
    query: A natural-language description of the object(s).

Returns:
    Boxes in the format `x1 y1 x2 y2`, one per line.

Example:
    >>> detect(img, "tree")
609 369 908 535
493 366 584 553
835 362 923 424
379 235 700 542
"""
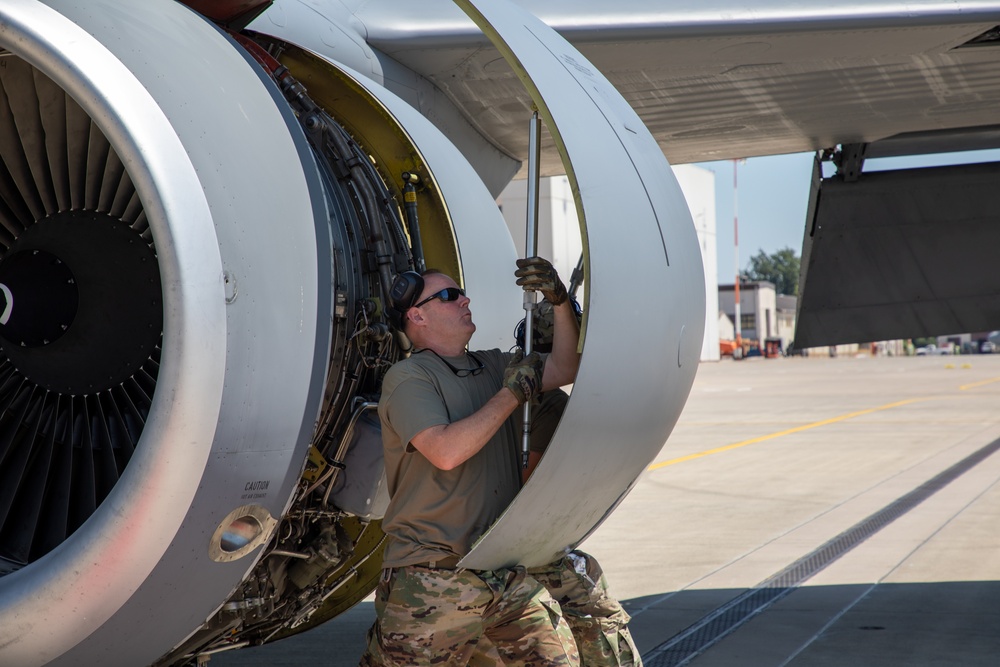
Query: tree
741 247 800 296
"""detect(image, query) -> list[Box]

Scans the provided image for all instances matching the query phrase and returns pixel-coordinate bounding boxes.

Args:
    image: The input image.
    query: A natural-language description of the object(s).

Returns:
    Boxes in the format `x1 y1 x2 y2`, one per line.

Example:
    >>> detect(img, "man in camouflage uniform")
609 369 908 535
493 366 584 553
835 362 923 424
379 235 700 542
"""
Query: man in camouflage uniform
359 258 581 666
470 387 642 667
526 549 641 667
524 391 643 667
469 301 643 667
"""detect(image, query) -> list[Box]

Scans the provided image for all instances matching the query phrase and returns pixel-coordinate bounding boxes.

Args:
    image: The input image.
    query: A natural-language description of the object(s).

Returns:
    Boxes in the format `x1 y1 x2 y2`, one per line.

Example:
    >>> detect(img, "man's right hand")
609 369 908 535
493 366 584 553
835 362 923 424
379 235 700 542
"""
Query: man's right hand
503 350 544 404
515 257 568 305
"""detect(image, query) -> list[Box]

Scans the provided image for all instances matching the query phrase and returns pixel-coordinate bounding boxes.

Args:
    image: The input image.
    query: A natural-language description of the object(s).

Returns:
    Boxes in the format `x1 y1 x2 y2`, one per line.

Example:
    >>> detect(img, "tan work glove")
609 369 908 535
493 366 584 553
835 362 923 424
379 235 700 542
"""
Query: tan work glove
503 350 544 404
515 257 567 306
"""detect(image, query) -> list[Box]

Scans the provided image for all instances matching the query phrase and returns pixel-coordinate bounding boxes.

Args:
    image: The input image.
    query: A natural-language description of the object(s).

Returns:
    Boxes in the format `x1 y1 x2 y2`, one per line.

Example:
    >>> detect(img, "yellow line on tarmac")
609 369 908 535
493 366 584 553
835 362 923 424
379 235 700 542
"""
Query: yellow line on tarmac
648 397 929 471
959 376 1000 391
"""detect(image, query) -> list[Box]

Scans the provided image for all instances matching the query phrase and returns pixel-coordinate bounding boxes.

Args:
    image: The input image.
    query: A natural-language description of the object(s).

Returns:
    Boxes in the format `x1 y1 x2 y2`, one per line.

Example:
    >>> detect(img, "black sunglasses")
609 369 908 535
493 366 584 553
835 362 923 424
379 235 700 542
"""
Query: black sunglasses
413 287 465 309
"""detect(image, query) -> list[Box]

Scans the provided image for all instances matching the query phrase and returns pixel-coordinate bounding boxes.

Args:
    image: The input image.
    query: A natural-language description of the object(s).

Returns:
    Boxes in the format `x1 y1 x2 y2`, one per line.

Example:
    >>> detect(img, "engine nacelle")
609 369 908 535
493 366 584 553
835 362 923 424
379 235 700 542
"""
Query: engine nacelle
0 1 335 664
0 1 705 665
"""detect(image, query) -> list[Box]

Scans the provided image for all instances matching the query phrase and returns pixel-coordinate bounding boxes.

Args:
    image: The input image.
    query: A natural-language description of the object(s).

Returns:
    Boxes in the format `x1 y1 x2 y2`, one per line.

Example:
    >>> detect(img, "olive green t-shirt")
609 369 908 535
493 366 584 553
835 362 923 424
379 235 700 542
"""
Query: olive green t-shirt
378 348 521 568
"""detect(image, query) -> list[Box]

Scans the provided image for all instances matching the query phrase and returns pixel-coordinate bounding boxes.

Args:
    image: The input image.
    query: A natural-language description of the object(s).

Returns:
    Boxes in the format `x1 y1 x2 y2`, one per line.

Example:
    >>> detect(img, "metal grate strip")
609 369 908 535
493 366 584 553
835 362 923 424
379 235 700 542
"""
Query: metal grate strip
644 435 1000 667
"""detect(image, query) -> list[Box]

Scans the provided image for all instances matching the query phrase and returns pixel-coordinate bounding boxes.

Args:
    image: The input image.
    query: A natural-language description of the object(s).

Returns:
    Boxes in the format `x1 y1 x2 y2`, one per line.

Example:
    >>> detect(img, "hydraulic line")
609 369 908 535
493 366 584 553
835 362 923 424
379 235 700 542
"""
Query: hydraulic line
401 172 425 272
322 400 378 507
230 32 408 319
317 119 399 307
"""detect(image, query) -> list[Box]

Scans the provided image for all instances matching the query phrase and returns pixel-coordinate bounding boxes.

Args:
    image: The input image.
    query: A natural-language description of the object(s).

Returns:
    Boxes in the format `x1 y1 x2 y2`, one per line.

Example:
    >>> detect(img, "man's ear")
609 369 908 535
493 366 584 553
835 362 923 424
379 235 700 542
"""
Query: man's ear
406 308 425 327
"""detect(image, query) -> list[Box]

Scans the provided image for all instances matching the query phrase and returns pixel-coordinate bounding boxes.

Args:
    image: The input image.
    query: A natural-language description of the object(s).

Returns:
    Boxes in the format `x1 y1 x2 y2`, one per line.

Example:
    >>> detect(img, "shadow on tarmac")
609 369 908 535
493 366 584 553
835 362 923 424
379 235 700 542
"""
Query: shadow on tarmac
626 581 1000 667
208 581 1000 666
208 601 374 667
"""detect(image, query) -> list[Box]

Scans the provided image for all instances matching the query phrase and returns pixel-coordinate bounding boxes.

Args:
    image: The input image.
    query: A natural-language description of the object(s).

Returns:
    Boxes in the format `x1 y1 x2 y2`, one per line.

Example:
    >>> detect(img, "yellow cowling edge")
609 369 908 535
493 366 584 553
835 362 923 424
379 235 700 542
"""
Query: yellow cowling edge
277 45 463 285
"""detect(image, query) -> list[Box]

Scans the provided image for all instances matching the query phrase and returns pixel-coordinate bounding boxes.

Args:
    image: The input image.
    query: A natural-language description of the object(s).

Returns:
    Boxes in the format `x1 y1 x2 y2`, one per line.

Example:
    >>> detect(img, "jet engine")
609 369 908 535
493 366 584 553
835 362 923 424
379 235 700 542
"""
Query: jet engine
0 1 705 665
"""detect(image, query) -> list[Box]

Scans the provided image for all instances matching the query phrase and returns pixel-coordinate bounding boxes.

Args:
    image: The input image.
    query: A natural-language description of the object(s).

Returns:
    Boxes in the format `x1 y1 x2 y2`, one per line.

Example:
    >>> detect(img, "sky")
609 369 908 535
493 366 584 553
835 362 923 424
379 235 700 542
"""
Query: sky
694 153 814 286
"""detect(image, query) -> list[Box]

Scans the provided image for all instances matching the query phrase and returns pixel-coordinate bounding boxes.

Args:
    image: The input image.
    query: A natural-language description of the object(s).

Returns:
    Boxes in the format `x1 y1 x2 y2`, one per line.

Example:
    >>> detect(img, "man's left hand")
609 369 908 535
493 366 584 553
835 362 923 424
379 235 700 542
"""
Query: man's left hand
503 350 544 404
515 257 567 305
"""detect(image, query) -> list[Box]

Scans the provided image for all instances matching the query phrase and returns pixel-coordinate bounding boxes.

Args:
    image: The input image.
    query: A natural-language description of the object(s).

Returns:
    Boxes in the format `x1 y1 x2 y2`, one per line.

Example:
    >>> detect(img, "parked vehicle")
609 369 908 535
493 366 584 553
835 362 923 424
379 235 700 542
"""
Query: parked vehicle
720 339 741 359
764 338 783 358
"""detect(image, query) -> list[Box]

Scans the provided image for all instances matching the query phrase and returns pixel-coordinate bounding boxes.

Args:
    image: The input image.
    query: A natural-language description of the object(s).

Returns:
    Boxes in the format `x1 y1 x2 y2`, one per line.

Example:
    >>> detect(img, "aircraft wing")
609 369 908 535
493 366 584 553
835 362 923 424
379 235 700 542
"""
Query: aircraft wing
347 1 1000 170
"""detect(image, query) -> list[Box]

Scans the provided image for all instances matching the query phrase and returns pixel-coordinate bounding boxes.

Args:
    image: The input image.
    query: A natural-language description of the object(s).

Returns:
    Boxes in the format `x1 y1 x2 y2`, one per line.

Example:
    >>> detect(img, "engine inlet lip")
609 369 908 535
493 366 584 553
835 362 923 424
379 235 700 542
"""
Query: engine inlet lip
0 1 227 658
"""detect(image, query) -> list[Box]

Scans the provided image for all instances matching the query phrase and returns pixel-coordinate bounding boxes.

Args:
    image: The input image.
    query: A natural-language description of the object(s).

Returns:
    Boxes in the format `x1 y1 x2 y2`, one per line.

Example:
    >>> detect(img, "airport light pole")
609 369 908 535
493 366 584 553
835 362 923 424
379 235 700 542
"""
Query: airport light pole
733 159 742 353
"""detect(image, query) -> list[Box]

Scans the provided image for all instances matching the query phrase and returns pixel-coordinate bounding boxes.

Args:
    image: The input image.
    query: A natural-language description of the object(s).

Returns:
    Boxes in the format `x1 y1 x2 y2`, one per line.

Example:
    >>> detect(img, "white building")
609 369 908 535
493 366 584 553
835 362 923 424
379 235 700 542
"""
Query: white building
718 281 783 351
498 165 720 361
674 166 719 361
496 176 583 298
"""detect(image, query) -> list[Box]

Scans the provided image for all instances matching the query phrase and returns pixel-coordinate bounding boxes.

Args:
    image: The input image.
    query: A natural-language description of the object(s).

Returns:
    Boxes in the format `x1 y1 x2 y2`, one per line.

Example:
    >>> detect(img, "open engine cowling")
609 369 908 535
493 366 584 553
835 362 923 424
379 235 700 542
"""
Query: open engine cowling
0 1 525 664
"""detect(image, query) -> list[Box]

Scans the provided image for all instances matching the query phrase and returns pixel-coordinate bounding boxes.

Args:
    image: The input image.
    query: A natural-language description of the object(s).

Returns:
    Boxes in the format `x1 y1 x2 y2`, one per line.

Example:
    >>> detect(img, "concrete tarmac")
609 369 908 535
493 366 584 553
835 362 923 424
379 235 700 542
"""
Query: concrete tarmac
210 354 1000 666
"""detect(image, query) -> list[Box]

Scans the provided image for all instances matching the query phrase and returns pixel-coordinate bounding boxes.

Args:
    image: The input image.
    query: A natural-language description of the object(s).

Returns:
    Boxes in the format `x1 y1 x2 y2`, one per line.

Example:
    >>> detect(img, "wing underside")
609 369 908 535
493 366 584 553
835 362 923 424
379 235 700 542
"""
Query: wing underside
349 1 1000 171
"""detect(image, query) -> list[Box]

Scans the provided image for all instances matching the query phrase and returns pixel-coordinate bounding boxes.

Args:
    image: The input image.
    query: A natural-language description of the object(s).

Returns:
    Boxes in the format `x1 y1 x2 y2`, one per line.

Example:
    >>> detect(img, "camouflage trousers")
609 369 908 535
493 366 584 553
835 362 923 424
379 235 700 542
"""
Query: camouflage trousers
358 564 580 666
470 551 641 667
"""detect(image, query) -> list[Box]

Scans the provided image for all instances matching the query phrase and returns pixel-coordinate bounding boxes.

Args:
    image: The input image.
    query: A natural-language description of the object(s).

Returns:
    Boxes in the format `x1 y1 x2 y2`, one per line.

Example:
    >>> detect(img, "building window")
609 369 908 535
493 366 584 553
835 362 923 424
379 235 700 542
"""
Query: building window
741 313 756 331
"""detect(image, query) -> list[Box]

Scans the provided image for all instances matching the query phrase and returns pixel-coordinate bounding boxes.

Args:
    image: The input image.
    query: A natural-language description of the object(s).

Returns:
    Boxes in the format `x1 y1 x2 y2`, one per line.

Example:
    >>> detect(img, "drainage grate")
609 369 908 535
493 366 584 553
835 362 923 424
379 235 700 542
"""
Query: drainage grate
644 436 1000 667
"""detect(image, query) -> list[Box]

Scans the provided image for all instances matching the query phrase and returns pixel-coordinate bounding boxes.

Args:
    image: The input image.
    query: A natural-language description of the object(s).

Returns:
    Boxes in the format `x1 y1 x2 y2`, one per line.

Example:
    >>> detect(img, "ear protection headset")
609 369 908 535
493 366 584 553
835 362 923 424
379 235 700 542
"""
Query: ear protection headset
386 271 423 331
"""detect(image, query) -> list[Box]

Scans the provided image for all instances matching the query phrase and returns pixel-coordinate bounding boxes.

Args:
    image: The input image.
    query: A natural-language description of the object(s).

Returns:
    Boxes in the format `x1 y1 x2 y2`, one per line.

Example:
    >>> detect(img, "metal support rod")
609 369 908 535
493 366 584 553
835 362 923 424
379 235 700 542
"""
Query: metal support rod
521 110 542 470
